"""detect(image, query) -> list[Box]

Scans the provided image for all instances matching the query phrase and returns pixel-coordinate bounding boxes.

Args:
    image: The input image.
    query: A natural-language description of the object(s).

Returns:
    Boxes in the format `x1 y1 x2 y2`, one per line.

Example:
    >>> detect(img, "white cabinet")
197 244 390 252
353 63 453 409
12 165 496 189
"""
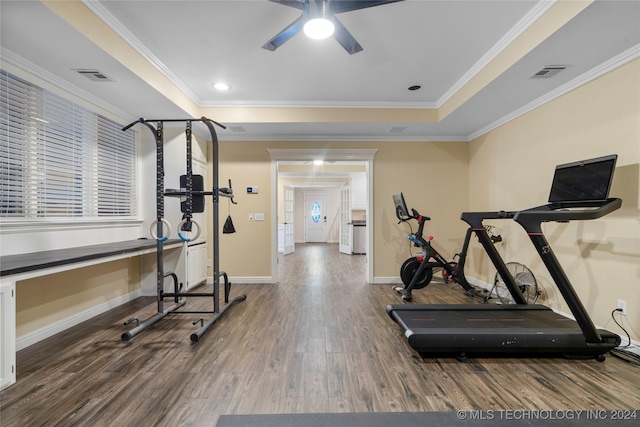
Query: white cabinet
187 243 208 288
193 136 207 164
350 173 367 210
0 281 16 390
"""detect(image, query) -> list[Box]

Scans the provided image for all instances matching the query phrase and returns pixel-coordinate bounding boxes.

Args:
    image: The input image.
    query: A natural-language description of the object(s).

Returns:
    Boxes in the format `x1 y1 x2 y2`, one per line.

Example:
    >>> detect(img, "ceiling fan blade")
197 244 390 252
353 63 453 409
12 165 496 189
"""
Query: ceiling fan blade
262 16 305 51
331 0 405 14
268 0 305 10
332 16 363 55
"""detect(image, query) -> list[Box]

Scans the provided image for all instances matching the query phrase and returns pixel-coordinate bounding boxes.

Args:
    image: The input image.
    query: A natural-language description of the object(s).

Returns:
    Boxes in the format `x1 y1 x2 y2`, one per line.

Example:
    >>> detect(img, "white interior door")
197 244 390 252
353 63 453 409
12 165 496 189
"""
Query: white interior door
339 185 352 254
304 194 327 243
283 185 295 255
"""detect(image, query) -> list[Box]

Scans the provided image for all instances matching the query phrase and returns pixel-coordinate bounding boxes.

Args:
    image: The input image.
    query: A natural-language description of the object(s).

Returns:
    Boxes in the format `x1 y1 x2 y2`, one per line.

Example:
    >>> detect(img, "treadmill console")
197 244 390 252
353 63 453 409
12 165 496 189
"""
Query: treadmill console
515 154 621 231
548 154 617 205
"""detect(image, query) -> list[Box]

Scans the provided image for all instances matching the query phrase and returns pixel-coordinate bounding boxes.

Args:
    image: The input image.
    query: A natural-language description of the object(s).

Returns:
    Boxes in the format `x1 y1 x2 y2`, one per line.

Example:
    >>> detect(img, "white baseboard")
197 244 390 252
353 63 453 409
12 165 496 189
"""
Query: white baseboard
550 307 640 357
294 240 340 244
614 340 640 356
372 275 492 287
372 276 403 285
16 289 143 351
467 276 492 291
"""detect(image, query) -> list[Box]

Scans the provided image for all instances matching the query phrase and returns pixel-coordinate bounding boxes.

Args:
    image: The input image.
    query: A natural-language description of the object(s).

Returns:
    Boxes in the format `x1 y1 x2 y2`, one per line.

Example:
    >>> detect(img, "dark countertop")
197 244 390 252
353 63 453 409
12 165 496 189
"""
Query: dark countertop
1 239 182 277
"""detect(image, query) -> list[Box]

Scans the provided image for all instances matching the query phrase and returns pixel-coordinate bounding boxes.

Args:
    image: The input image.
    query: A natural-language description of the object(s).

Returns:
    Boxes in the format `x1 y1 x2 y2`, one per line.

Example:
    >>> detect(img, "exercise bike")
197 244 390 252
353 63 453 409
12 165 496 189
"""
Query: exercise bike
392 193 502 302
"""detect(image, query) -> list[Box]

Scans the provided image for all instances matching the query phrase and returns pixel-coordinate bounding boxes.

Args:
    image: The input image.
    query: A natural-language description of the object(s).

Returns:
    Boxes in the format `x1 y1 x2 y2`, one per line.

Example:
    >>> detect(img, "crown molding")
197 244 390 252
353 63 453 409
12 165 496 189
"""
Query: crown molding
82 0 202 105
290 181 347 188
219 133 468 142
267 149 378 161
437 0 557 107
199 100 439 109
468 43 640 141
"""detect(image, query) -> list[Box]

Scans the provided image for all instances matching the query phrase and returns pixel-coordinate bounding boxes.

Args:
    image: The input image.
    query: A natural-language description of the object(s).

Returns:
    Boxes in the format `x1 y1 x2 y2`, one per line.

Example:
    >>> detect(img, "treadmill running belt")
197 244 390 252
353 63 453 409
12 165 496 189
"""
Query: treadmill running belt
387 304 620 359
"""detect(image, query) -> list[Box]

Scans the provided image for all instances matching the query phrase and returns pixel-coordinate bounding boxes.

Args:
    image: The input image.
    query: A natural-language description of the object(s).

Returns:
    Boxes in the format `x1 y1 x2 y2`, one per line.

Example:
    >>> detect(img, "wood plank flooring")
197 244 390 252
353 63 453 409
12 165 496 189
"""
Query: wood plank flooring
1 243 639 426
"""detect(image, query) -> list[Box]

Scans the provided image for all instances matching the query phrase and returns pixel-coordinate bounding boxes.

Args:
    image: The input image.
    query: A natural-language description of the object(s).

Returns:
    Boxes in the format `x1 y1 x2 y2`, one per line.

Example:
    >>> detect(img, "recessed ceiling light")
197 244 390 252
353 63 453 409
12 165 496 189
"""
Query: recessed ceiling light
408 85 422 91
213 82 231 91
314 160 324 165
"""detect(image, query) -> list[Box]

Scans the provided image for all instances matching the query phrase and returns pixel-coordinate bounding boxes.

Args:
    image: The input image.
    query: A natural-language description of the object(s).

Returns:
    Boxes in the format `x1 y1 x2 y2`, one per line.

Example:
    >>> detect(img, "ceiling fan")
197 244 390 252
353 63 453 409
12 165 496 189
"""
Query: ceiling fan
262 0 405 55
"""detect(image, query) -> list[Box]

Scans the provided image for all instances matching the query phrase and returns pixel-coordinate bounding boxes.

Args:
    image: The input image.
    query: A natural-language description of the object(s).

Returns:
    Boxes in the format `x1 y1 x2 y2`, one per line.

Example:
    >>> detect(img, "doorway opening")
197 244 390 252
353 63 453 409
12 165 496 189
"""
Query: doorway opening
268 149 377 284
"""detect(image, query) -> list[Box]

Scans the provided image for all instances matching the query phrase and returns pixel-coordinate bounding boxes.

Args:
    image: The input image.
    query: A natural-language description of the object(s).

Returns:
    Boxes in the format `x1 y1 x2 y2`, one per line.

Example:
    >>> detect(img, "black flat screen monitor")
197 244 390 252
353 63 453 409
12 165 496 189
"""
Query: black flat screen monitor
392 193 409 219
548 154 617 203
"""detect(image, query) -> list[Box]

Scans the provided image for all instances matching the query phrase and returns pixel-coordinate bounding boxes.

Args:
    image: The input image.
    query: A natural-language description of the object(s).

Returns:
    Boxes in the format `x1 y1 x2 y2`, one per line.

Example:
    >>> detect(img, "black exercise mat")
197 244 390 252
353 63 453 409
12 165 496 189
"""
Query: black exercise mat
216 411 637 427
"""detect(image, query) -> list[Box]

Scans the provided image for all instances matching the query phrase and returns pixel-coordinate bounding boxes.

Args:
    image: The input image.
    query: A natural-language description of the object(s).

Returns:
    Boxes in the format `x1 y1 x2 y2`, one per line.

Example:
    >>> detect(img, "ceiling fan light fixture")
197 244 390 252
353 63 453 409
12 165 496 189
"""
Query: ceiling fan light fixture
304 17 335 40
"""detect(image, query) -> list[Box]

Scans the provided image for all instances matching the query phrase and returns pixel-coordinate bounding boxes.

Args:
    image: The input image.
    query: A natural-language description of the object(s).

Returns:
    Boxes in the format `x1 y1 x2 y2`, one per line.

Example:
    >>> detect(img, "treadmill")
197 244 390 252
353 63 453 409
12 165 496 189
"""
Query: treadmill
387 154 621 360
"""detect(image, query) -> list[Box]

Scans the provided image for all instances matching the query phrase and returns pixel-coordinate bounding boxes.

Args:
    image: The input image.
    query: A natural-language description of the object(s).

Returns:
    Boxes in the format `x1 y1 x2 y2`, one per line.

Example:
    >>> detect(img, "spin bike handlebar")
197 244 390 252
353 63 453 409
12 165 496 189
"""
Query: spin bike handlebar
397 208 432 247
397 208 430 224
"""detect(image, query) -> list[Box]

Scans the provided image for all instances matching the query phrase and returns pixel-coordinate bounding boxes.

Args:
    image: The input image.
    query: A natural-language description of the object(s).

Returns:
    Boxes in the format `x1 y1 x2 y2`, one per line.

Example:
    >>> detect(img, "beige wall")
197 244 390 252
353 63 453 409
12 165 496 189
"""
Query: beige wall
467 58 640 340
209 141 273 279
16 258 140 336
208 140 470 281
372 142 471 279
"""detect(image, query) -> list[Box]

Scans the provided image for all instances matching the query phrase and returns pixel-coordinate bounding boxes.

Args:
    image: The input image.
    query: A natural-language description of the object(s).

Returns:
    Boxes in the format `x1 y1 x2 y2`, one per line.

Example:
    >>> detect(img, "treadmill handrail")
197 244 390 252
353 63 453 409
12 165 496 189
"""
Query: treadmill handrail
512 197 621 344
513 198 622 233
460 210 517 228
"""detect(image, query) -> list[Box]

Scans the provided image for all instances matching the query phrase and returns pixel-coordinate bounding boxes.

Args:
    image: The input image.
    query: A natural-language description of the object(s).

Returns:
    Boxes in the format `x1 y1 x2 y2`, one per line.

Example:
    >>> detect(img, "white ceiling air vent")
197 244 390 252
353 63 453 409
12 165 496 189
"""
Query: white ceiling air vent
75 69 114 82
389 126 406 134
530 65 568 79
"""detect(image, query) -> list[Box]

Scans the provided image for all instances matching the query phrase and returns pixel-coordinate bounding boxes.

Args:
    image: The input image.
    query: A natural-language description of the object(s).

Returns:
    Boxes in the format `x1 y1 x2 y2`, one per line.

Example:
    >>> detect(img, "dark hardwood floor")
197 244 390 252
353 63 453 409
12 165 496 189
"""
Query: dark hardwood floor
1 243 639 426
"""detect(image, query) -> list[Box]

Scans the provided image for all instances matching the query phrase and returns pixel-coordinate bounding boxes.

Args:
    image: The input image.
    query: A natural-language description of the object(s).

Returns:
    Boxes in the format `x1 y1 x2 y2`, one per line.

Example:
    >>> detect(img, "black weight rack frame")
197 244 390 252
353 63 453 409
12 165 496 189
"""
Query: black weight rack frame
121 116 246 342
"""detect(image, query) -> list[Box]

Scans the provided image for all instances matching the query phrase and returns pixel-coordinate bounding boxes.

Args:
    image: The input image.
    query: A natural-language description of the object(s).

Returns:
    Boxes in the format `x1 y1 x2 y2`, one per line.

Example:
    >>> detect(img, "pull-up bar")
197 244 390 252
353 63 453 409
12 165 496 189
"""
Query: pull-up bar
121 116 246 343
122 116 226 132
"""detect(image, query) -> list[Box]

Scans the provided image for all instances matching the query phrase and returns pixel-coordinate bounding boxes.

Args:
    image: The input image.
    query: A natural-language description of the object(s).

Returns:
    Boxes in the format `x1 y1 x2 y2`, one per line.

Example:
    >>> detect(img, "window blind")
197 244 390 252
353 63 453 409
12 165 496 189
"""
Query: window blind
0 69 137 219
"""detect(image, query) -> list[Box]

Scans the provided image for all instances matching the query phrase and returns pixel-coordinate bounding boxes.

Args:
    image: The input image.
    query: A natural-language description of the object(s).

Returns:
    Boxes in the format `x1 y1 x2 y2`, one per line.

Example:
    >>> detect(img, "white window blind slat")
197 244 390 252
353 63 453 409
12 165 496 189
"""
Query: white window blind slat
0 69 137 219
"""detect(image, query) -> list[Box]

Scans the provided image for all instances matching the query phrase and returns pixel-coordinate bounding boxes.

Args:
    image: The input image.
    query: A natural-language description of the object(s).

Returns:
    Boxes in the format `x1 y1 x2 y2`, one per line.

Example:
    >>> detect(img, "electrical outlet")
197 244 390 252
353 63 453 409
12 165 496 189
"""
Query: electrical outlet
207 259 212 267
617 299 627 316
